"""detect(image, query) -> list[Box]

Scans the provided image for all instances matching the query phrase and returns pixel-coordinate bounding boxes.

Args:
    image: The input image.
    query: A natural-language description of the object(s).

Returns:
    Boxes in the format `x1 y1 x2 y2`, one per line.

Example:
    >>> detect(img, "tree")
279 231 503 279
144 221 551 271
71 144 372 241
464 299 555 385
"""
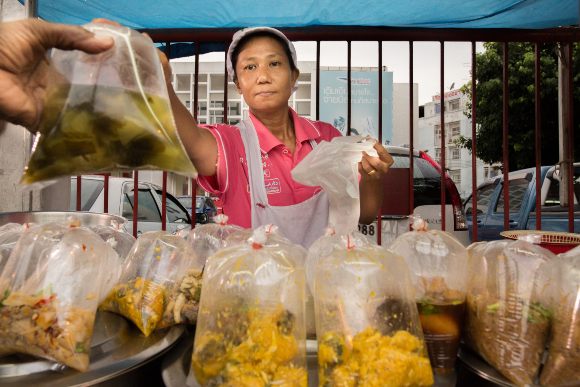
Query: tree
457 42 580 171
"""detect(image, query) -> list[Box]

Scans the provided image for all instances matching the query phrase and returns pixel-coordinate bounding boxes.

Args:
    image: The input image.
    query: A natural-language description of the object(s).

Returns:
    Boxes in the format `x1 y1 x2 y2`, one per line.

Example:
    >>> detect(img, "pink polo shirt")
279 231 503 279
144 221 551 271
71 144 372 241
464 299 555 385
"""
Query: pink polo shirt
197 108 341 228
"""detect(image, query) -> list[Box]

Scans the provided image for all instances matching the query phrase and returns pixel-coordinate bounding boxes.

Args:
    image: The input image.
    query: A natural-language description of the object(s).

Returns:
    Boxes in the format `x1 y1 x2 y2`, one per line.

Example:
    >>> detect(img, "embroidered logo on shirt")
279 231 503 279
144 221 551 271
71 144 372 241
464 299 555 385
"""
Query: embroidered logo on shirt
264 178 281 194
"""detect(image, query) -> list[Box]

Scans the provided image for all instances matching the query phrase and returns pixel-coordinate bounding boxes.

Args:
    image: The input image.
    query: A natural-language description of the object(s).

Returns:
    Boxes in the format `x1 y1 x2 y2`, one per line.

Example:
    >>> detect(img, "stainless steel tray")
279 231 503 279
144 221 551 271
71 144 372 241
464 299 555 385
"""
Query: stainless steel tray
162 338 319 387
0 311 184 386
0 211 126 228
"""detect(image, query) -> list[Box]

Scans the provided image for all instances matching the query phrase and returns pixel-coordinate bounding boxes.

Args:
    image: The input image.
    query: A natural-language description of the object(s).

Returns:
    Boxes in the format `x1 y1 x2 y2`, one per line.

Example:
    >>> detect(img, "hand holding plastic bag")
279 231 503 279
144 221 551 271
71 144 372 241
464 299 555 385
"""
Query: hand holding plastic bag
22 22 195 186
292 136 377 236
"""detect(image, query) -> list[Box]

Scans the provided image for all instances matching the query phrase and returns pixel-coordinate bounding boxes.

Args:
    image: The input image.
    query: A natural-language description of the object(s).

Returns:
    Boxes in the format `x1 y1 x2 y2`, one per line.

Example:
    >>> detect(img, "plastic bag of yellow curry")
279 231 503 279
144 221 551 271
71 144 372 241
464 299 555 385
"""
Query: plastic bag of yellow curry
188 226 308 387
309 230 434 387
0 219 120 371
21 22 195 187
100 231 203 335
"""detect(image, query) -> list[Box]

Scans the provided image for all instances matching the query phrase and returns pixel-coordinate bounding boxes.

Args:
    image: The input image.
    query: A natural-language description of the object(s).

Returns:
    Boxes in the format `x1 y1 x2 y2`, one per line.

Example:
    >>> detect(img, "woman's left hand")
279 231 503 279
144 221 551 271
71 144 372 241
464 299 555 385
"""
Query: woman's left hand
359 142 394 180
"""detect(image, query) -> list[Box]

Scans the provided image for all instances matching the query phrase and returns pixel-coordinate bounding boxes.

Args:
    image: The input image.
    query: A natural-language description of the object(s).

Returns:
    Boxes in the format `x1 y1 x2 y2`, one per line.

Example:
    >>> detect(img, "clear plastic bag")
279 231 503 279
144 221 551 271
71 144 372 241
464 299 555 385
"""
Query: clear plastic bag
0 223 34 273
465 240 554 385
540 246 580 386
0 221 120 371
389 217 468 374
100 231 203 335
89 224 136 262
189 228 308 387
21 22 195 186
312 231 434 386
186 214 243 265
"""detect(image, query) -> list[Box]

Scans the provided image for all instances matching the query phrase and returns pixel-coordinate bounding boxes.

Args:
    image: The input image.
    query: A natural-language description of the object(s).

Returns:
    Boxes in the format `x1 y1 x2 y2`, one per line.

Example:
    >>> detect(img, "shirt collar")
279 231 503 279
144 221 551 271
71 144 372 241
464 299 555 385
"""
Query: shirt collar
249 108 321 154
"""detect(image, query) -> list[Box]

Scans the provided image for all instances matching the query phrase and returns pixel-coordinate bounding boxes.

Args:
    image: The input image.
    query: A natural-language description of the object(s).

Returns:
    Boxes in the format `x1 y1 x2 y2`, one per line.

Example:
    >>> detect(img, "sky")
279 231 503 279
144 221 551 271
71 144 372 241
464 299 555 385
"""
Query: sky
187 40 484 105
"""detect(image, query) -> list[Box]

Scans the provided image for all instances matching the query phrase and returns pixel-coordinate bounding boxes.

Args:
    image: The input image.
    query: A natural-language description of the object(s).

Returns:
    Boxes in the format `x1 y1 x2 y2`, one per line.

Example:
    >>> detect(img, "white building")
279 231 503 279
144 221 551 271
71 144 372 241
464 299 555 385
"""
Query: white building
417 89 497 199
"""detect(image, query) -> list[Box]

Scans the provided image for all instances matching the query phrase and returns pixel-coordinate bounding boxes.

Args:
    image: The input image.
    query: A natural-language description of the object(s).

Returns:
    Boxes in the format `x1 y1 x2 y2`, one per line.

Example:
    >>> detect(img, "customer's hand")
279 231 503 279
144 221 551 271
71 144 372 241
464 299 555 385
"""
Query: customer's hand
0 19 113 129
359 142 394 181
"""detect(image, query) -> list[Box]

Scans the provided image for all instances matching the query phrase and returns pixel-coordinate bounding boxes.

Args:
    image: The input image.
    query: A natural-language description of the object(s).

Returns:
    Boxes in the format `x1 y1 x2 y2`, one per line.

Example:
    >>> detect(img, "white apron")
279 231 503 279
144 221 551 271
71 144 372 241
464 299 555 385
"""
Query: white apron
237 119 329 248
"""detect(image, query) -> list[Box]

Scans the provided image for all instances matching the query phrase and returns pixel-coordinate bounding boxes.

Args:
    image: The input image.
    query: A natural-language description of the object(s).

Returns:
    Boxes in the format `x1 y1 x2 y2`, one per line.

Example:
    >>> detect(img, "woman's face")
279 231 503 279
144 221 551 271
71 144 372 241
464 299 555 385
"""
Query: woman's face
234 36 299 114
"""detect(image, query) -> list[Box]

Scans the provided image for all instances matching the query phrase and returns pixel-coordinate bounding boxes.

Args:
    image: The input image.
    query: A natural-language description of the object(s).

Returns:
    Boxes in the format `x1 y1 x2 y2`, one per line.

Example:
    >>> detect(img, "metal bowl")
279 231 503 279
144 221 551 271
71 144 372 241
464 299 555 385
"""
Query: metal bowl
0 312 183 386
0 211 126 229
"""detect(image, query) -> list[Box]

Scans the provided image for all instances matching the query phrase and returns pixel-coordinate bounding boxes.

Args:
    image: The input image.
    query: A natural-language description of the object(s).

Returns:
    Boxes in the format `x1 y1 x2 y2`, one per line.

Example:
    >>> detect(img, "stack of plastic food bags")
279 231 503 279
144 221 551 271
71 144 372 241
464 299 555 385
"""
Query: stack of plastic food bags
540 245 580 385
185 214 243 265
89 224 135 262
294 136 433 386
100 231 204 335
0 219 120 371
389 217 468 375
189 226 308 387
465 240 554 385
22 22 195 186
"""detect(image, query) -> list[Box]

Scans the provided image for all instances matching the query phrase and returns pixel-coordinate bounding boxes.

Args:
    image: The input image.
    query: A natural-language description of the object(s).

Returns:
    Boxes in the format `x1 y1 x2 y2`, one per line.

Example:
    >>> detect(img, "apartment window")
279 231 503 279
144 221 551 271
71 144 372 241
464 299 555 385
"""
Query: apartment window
484 166 490 179
434 125 441 141
435 148 441 160
451 148 460 160
175 74 191 92
434 103 442 113
449 121 460 137
449 99 460 111
449 170 461 185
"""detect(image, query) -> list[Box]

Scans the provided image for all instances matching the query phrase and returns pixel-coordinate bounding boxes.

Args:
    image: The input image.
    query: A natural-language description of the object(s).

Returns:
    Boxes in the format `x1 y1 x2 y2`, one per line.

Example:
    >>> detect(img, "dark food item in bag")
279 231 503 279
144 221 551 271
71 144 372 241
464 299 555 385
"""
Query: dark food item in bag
22 85 195 184
99 276 165 336
318 328 433 387
158 269 203 328
466 293 551 385
0 291 94 371
191 306 307 387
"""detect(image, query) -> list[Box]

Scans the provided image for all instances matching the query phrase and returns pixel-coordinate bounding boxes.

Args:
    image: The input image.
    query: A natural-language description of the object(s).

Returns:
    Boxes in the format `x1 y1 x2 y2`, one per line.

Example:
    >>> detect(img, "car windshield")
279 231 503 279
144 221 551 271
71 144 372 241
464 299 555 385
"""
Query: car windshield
178 197 192 209
195 197 204 209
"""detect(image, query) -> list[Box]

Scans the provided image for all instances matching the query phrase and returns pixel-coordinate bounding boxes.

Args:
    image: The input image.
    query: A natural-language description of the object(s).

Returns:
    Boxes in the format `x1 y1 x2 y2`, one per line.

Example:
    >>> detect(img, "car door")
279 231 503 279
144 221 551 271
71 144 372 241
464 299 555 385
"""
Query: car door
121 183 163 235
155 189 192 233
464 182 498 241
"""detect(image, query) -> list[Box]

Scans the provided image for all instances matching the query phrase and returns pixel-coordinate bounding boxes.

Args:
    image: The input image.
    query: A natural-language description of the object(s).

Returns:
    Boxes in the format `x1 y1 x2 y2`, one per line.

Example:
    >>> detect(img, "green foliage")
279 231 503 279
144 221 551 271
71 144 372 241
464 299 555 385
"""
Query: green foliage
458 42 580 171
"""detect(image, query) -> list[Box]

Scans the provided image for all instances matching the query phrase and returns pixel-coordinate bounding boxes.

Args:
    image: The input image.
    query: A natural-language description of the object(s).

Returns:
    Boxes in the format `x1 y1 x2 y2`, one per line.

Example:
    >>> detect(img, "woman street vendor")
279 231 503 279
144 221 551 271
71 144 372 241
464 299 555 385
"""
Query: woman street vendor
170 27 393 247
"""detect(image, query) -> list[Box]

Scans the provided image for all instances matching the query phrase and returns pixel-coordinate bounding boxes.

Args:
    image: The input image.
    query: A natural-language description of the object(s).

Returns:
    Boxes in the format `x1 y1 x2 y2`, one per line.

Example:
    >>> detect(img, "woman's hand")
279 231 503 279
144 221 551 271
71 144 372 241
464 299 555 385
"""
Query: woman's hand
359 142 394 181
0 19 113 129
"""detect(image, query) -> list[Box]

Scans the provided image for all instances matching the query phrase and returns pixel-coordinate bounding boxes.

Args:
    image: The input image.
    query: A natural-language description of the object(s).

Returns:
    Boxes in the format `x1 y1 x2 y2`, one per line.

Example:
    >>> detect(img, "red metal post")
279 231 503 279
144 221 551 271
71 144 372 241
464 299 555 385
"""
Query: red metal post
191 42 200 229
161 42 171 232
104 174 109 213
566 43 575 233
347 41 352 136
409 41 415 224
223 43 229 124
76 175 81 211
502 42 510 231
377 41 383 245
534 43 542 230
316 41 320 121
133 171 139 238
471 41 478 242
440 41 446 231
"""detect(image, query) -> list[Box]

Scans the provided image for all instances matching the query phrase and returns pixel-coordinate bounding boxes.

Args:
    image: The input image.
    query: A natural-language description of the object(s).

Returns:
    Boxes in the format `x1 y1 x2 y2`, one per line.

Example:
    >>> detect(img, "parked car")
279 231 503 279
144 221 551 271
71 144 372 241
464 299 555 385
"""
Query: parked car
359 146 469 246
463 163 580 241
176 195 218 224
70 176 191 235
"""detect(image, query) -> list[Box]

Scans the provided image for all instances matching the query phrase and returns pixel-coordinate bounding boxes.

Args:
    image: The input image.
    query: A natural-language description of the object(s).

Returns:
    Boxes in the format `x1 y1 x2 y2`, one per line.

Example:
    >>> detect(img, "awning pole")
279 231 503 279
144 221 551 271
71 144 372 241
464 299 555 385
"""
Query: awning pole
25 0 38 18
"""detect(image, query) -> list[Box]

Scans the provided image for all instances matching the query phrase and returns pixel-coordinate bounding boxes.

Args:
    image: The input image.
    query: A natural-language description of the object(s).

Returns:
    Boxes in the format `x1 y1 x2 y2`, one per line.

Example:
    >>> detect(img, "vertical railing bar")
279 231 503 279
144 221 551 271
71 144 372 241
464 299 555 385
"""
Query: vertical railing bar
347 40 352 136
161 42 170 232
316 41 321 121
534 43 542 230
191 42 200 229
566 43 575 233
502 42 510 231
409 41 415 223
104 174 109 213
377 41 383 245
471 41 478 242
76 175 81 211
440 41 446 231
133 171 139 238
223 44 229 124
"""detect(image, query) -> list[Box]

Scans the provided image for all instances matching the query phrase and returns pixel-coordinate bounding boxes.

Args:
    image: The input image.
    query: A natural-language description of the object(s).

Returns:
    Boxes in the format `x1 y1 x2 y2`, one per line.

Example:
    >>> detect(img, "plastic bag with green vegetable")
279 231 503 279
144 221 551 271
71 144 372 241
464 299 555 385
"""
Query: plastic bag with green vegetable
21 22 195 186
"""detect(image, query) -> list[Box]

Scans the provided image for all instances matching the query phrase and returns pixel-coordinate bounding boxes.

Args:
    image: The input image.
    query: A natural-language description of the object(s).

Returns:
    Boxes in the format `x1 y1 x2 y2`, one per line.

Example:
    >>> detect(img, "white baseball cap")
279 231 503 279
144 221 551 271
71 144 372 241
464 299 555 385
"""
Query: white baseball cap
226 27 298 82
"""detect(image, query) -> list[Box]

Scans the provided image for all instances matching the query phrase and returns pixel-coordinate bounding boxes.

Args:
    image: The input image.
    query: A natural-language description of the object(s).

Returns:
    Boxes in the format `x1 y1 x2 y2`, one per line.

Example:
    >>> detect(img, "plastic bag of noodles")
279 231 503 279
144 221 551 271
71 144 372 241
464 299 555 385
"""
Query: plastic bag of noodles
540 246 580 386
465 240 554 385
186 214 243 265
189 227 308 387
21 22 195 186
389 216 468 375
0 220 119 371
311 231 434 386
100 231 203 335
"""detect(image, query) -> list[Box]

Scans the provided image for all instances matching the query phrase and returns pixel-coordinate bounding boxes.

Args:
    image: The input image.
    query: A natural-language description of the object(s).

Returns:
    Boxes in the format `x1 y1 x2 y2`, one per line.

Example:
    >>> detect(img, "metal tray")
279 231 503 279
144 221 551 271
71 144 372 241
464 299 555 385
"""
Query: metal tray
0 211 126 228
0 311 184 386
162 337 319 387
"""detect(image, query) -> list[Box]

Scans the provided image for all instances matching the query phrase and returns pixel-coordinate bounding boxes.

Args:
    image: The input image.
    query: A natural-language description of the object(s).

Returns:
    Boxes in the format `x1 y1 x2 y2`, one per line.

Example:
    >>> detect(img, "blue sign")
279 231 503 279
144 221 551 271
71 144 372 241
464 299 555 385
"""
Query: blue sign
319 71 393 145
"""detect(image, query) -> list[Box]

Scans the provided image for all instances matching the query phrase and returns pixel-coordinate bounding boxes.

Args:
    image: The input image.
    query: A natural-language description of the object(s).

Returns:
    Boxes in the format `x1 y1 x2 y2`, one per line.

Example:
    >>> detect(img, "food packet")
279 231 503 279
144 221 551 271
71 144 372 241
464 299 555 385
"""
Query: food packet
0 223 35 273
189 228 308 387
186 214 243 265
311 231 434 386
21 22 195 186
89 224 136 262
540 246 580 386
100 231 203 335
389 216 468 375
0 221 120 371
465 240 554 385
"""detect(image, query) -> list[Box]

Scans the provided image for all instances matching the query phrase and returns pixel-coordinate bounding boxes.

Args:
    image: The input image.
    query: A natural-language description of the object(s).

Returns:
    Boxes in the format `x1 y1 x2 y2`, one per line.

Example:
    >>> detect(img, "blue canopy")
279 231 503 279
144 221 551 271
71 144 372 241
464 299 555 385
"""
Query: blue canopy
23 0 579 30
